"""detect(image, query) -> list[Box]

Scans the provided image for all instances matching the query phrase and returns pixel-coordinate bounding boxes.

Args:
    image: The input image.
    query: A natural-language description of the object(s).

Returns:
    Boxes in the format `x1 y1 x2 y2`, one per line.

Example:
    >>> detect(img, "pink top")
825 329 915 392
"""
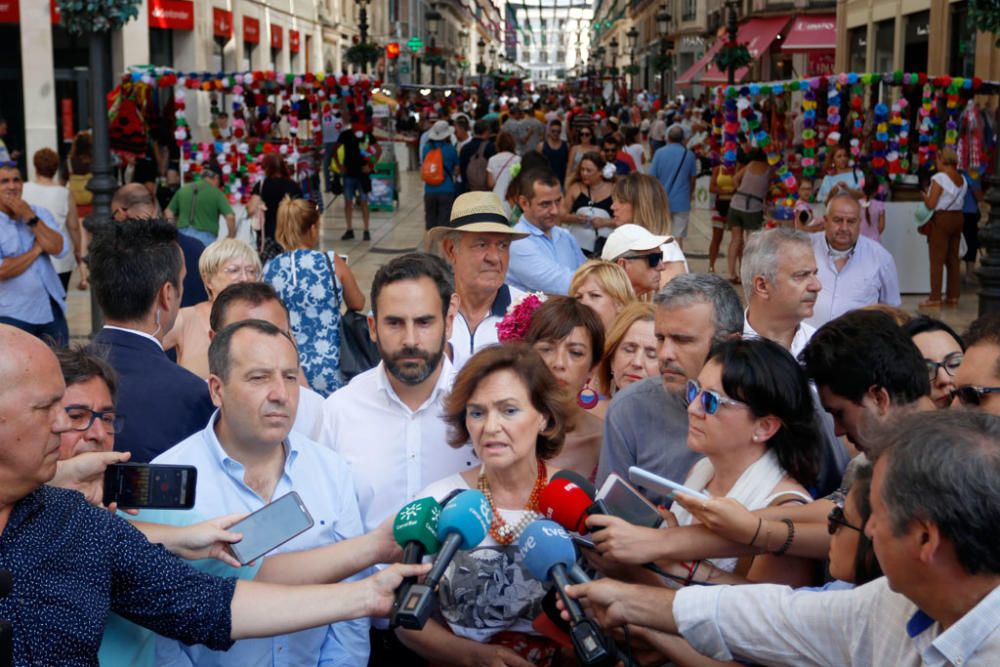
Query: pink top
860 198 885 242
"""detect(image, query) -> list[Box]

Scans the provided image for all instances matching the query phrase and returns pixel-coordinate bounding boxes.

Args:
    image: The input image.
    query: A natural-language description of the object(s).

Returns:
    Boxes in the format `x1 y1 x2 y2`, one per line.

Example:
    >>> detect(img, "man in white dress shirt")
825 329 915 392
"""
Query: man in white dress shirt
566 410 1000 666
807 192 901 328
209 281 326 442
428 191 528 370
740 226 821 357
152 319 370 665
322 252 476 533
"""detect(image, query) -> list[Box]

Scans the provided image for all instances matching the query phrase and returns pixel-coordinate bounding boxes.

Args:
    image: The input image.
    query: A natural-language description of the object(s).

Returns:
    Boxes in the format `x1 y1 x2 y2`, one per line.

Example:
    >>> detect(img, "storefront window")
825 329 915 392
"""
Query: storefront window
874 19 894 72
848 26 867 73
150 28 174 67
950 1 974 77
243 43 255 71
903 11 929 74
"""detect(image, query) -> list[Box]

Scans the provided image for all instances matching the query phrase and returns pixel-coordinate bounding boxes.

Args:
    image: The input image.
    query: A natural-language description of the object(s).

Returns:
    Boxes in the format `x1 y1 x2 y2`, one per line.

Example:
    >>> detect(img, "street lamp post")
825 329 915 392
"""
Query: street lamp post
595 45 606 99
626 26 638 94
357 0 370 74
477 37 487 79
426 5 442 85
656 5 672 100
609 36 619 104
725 0 739 86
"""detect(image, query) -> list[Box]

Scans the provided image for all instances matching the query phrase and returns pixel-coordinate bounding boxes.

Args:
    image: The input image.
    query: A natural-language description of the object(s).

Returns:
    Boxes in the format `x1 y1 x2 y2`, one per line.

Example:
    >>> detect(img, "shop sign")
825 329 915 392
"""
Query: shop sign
244 16 260 44
148 0 195 31
213 7 232 40
808 52 835 76
290 30 300 53
0 0 17 24
271 24 283 50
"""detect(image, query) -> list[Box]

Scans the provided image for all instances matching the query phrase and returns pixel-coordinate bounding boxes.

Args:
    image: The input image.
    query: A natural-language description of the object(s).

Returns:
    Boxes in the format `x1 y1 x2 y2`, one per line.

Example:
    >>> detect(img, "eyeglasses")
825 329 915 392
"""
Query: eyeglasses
65 406 125 434
220 265 261 279
685 379 748 415
827 505 863 535
623 252 664 269
925 352 963 378
951 385 1000 407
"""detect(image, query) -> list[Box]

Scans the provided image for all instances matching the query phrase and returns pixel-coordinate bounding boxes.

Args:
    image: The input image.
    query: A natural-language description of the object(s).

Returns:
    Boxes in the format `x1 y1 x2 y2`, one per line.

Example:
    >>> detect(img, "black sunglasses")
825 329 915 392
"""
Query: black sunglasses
622 252 664 269
951 385 1000 406
827 505 863 535
925 352 963 378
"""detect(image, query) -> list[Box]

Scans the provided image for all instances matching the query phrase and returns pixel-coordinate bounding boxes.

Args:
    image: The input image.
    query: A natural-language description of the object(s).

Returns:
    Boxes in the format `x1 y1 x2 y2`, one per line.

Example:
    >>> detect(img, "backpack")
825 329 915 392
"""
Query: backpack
421 146 446 186
465 141 490 191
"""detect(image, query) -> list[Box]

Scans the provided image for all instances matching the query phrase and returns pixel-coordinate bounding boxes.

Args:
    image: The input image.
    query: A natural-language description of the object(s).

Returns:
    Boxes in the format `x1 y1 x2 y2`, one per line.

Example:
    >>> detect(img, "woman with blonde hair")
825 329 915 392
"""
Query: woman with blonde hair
921 147 967 308
611 172 687 287
263 196 364 396
593 302 657 407
164 238 263 378
569 260 635 331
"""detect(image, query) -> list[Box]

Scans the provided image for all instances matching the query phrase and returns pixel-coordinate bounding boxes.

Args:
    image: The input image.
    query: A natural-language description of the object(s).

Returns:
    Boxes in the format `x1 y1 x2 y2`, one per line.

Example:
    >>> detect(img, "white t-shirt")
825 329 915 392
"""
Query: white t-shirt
932 172 968 211
22 181 73 273
624 143 645 172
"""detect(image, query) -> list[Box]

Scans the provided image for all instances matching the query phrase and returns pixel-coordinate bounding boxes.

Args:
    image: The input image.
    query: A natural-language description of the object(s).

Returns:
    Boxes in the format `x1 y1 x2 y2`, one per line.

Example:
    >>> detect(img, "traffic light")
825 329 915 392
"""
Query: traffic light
386 42 400 59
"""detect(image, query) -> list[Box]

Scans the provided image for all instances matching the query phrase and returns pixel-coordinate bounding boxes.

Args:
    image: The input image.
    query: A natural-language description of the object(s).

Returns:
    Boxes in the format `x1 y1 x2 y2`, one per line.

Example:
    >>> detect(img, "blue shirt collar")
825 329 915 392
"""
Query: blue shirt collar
517 217 546 237
491 284 513 317
907 609 935 638
204 410 300 480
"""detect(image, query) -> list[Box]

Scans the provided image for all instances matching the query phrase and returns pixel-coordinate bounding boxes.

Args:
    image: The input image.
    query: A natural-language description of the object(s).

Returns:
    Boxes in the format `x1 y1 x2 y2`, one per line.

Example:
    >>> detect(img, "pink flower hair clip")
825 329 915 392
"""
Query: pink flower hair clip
496 292 547 343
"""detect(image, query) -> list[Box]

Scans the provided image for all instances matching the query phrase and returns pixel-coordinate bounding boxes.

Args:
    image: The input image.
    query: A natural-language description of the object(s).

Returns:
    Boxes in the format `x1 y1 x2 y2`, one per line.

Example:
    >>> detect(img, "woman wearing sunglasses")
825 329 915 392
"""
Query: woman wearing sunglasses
901 315 964 409
669 337 823 586
567 126 599 180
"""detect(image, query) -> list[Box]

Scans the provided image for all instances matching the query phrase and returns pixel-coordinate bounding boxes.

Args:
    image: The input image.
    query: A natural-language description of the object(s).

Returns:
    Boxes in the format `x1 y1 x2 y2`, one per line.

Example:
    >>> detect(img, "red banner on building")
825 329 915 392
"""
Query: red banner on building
289 30 300 53
0 0 18 24
808 52 836 76
213 7 232 40
270 24 283 50
244 16 260 44
148 0 194 31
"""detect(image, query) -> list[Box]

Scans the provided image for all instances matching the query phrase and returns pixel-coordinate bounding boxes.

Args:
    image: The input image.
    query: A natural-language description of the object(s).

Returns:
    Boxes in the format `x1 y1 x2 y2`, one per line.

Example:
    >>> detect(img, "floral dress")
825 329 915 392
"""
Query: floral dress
263 249 344 396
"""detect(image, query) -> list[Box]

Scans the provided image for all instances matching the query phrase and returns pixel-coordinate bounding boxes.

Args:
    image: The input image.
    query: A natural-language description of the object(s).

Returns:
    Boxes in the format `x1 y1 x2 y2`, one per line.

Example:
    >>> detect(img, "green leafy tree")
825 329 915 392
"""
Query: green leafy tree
56 0 141 34
969 0 1000 47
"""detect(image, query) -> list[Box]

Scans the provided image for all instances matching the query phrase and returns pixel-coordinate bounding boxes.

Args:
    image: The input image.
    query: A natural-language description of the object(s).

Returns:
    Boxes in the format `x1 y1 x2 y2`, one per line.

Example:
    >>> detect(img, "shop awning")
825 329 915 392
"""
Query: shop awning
781 15 836 52
676 16 790 87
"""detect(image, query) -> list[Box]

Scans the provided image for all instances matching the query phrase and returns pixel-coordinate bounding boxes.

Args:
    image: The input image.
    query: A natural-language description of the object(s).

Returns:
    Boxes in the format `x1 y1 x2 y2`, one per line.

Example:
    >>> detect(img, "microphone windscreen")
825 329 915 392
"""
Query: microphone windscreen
538 478 593 533
393 497 443 555
551 470 596 500
437 490 493 549
517 520 577 583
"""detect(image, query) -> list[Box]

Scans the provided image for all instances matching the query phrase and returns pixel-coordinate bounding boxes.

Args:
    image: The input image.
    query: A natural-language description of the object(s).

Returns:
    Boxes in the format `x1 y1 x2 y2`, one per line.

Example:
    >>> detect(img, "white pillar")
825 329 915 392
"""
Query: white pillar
112 7 150 75
20 1 57 179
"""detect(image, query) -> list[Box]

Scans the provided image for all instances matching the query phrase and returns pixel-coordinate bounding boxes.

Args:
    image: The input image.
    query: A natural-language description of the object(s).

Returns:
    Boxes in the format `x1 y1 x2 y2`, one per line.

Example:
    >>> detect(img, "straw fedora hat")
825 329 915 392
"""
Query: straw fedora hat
426 191 529 244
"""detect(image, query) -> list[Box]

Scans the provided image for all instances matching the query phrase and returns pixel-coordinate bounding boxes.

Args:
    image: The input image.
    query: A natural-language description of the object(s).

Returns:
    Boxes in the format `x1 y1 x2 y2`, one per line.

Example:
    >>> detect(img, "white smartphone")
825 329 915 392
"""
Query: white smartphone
628 466 709 501
227 492 315 565
595 473 663 529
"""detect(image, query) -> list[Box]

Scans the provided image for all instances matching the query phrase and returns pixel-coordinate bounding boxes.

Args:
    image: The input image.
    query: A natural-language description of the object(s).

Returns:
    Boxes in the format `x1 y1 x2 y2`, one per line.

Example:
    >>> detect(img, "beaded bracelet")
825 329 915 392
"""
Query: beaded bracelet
772 518 795 556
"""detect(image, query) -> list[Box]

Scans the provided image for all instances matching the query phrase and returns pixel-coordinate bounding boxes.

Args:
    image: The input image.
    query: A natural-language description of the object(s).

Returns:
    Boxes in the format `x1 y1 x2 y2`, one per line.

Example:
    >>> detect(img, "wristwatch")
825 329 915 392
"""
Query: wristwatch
25 216 39 227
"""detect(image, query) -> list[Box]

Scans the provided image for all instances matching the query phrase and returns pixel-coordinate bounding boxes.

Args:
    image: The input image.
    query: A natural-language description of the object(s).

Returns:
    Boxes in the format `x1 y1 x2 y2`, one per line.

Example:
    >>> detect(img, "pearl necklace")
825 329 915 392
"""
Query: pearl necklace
477 460 547 545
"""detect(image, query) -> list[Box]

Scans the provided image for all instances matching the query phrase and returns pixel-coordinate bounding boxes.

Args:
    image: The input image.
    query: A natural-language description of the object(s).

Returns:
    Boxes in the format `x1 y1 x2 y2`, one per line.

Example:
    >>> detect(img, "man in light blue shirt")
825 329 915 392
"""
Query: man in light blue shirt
507 168 585 294
0 163 69 345
650 126 698 244
151 319 370 666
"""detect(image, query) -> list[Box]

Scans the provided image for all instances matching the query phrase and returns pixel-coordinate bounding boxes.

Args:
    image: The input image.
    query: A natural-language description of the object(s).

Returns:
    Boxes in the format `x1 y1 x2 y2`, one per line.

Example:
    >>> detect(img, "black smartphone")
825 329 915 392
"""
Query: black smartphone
227 492 315 565
102 463 197 509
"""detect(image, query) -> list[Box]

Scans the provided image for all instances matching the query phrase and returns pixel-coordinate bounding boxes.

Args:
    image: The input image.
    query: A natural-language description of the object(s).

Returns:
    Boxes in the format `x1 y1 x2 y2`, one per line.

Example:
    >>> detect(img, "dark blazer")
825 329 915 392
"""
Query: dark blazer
93 327 215 463
177 234 208 307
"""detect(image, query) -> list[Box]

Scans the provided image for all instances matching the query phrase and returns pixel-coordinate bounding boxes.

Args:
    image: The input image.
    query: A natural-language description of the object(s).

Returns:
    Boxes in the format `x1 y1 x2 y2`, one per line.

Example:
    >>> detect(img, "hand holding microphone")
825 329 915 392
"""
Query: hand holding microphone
518 520 636 667
389 496 442 624
392 490 492 630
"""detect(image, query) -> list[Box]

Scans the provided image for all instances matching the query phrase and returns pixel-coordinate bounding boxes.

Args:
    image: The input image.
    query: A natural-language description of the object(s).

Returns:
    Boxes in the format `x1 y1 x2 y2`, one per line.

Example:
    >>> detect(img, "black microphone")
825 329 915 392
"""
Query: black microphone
1 568 12 667
392 490 492 630
388 497 443 627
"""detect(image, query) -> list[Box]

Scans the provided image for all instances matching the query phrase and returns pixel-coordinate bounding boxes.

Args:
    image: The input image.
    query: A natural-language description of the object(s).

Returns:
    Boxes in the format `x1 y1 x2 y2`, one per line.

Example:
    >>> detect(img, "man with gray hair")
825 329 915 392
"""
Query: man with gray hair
596 273 743 505
650 125 698 247
808 191 900 328
740 226 822 356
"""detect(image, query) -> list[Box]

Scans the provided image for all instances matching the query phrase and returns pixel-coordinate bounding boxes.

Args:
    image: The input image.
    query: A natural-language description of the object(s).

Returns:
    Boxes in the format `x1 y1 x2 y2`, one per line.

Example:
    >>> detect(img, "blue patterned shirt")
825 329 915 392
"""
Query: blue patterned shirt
264 249 345 396
0 486 235 666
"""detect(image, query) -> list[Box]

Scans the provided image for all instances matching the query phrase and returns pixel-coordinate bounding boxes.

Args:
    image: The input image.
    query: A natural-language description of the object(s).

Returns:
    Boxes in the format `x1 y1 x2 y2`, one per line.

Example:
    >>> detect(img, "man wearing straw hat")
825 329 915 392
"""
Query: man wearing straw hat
428 191 528 370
